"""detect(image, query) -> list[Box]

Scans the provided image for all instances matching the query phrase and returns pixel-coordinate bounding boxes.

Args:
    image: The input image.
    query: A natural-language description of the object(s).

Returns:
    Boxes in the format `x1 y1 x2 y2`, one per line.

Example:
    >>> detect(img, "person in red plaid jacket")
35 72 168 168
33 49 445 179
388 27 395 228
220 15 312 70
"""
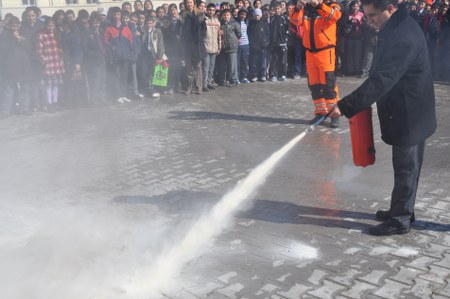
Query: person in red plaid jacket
36 17 65 113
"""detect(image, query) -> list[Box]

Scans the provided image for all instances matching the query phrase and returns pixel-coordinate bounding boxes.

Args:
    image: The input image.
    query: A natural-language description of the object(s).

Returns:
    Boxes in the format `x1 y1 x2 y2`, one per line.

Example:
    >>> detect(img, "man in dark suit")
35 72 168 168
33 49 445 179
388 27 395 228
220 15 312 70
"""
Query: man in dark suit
330 0 437 236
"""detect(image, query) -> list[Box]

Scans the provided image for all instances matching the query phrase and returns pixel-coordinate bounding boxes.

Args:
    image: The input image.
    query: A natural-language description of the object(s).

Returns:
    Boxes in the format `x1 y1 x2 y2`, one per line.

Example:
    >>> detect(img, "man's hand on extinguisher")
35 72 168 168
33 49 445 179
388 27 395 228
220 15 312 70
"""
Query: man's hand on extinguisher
329 104 342 118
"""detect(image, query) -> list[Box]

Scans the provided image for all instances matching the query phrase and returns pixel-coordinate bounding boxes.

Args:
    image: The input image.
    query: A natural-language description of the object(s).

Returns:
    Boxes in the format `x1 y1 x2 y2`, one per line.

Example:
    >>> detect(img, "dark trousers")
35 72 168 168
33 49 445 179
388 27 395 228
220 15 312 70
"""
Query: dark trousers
269 45 287 78
288 38 304 77
107 60 130 99
249 49 267 79
344 38 363 75
184 43 202 92
237 44 250 81
141 58 156 94
87 62 106 103
216 51 238 85
2 82 30 114
390 141 425 225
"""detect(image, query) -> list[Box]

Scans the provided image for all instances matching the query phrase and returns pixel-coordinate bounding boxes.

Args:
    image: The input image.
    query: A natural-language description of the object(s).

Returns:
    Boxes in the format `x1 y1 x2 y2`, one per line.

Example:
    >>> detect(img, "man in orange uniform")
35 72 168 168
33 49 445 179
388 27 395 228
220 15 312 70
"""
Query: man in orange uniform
299 0 342 128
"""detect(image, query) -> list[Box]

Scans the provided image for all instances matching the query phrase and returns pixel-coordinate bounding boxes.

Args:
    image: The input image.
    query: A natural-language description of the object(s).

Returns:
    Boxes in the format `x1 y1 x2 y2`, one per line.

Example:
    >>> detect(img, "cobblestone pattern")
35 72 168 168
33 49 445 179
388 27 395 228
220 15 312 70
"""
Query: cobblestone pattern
0 78 449 298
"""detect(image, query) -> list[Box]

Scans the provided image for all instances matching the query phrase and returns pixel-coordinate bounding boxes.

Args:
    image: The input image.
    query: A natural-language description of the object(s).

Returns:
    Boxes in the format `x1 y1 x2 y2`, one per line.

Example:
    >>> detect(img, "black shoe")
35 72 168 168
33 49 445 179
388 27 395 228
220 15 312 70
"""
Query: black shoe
207 84 216 90
229 82 238 87
375 209 415 223
330 117 340 128
368 219 410 236
202 87 209 92
309 114 326 125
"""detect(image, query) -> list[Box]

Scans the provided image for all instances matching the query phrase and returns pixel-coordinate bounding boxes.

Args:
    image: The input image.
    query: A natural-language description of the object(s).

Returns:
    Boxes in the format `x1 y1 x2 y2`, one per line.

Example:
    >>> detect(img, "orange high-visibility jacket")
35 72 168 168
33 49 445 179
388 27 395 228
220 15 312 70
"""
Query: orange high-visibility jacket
301 2 342 53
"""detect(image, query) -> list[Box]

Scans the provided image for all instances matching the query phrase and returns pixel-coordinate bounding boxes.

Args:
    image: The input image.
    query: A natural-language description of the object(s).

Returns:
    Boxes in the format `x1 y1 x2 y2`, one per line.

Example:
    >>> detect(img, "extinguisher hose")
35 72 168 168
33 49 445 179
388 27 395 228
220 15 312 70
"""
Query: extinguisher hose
306 110 334 132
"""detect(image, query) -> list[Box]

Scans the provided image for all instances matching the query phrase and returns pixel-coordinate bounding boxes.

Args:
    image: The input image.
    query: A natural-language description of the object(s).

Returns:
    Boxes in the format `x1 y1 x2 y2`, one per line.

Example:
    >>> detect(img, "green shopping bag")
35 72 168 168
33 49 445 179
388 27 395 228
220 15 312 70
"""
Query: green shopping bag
152 64 169 87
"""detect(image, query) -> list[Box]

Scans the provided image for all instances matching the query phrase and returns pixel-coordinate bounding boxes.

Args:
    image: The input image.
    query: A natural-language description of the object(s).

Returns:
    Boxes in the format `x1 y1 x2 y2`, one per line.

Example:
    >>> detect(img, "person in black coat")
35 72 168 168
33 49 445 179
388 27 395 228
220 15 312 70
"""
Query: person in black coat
330 0 437 236
84 14 108 105
268 3 289 81
247 8 269 81
0 16 33 117
20 7 45 112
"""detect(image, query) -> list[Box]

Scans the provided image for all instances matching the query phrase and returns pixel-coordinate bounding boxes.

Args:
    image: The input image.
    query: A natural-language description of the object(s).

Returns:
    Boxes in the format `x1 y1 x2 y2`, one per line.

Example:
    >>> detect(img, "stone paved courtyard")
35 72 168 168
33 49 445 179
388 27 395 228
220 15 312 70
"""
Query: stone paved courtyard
0 77 449 299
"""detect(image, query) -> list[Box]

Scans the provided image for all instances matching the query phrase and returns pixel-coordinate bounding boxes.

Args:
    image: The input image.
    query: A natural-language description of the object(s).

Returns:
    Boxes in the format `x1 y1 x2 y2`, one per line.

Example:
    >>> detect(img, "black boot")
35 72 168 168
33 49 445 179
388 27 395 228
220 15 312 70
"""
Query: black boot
330 117 340 128
368 219 410 236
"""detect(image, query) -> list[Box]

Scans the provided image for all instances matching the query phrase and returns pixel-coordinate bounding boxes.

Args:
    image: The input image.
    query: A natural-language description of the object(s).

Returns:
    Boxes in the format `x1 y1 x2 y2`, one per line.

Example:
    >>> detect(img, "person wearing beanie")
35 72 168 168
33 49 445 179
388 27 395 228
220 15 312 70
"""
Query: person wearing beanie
247 7 269 82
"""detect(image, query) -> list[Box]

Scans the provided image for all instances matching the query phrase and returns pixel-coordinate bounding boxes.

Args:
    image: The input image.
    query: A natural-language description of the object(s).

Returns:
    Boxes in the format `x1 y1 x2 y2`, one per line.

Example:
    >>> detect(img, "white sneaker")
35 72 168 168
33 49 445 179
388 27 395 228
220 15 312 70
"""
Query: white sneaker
138 93 145 99
250 77 258 82
117 97 125 104
122 97 131 103
152 92 160 98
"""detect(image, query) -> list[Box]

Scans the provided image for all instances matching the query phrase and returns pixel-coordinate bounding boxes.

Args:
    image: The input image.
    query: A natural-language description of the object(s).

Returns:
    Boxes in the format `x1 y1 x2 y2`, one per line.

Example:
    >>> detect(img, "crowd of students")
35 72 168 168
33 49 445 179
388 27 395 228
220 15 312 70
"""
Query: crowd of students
0 0 449 119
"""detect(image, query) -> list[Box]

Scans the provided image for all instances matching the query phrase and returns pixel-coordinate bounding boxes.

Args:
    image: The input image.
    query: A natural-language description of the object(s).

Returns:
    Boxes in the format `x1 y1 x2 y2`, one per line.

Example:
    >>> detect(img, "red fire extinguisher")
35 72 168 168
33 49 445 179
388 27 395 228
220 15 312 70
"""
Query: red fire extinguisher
349 107 376 167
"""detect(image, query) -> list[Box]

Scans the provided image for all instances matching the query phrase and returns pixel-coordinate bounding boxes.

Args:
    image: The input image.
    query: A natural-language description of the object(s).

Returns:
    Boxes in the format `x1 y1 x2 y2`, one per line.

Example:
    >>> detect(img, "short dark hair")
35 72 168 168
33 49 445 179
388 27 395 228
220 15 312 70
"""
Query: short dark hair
108 6 122 22
361 0 398 10
272 2 282 8
207 3 216 9
89 13 101 24
8 16 20 26
361 0 398 11
77 9 89 20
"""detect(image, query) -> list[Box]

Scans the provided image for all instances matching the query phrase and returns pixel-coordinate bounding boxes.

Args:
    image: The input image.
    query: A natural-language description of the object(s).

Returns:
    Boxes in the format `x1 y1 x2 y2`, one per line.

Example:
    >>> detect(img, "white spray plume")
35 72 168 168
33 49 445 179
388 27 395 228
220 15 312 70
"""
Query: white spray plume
123 131 308 297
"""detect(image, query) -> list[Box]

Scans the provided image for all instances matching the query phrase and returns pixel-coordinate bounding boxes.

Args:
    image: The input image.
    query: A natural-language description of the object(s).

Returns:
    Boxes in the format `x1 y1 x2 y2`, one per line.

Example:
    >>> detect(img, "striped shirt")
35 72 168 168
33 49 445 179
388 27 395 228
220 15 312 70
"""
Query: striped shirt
239 20 249 46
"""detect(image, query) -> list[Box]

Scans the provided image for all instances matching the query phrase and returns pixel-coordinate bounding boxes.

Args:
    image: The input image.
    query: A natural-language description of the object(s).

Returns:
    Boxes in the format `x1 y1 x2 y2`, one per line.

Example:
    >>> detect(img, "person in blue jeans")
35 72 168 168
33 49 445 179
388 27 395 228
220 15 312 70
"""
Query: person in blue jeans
236 8 250 83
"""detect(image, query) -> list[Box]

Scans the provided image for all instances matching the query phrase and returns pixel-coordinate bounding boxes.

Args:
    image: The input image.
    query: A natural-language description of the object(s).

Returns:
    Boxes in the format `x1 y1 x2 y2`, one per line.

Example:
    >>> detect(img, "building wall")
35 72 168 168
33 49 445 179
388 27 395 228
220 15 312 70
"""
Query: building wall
0 0 177 18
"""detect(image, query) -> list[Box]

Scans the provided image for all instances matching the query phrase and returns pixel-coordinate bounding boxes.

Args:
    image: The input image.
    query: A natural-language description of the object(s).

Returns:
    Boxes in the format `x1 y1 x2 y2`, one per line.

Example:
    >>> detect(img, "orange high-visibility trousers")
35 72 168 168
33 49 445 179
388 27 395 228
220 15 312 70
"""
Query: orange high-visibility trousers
306 48 339 115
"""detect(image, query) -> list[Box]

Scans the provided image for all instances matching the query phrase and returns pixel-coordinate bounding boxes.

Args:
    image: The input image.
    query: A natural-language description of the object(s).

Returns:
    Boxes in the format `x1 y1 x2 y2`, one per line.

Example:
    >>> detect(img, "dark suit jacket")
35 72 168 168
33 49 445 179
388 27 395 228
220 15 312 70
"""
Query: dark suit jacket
337 4 437 146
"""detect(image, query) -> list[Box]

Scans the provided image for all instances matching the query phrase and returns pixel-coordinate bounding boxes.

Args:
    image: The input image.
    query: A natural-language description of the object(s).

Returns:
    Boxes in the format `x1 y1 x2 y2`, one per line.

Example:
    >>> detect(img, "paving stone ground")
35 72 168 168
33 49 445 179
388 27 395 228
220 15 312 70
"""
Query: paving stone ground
0 77 449 299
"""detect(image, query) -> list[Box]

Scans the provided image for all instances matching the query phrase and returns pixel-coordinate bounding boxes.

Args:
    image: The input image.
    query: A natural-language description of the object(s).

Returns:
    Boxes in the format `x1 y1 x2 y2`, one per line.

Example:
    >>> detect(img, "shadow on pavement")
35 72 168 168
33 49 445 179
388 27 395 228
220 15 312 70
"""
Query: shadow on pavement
168 111 310 125
238 199 374 231
239 199 450 233
113 193 450 233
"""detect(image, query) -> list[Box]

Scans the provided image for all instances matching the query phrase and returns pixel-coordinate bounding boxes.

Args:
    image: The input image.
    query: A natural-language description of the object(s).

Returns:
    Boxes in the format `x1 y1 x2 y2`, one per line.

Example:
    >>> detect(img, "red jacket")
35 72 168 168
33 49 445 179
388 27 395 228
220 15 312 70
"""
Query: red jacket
103 24 133 61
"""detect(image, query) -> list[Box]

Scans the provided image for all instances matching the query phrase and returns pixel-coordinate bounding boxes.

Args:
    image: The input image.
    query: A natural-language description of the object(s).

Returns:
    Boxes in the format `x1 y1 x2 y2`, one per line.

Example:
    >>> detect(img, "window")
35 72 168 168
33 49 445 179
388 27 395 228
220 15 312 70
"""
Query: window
22 0 37 5
87 0 99 3
66 0 79 4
